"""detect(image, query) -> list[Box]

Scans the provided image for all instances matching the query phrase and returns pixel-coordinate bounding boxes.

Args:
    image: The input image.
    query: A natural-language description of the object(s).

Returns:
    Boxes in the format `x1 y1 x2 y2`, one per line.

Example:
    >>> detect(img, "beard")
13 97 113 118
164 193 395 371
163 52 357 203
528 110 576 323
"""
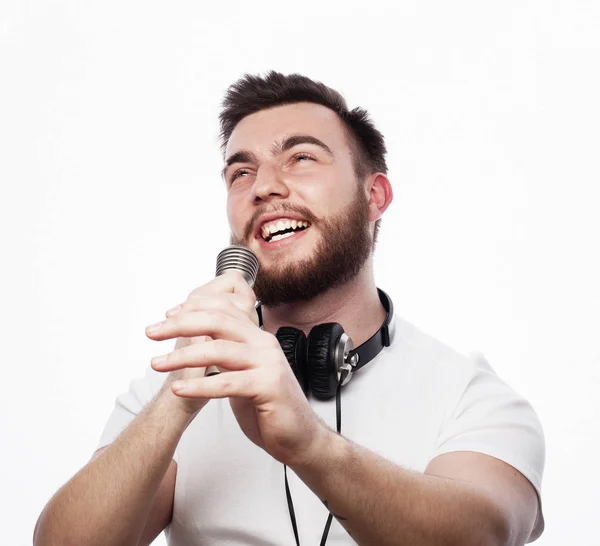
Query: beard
230 182 373 308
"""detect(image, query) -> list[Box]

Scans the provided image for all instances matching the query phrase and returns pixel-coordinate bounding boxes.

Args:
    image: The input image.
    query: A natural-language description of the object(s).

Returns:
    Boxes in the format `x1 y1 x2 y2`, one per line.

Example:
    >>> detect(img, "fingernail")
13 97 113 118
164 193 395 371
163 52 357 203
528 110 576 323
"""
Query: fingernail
146 321 164 334
151 354 168 366
172 380 188 391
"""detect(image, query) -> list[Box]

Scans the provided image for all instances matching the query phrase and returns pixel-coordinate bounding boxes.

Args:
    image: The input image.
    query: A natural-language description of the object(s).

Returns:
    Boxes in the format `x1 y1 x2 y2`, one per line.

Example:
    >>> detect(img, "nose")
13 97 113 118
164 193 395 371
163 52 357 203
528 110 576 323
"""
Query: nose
251 165 290 203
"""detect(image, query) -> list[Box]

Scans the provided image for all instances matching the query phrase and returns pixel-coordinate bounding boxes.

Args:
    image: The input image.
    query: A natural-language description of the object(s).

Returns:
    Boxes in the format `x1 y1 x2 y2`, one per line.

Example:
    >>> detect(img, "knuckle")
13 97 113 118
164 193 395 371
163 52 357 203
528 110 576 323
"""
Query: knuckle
203 310 229 333
224 298 242 316
229 270 245 282
203 309 221 325
241 373 254 394
242 285 256 302
265 332 283 350
243 295 256 313
167 350 179 365
218 270 245 290
169 302 187 316
204 338 223 354
263 365 284 393
174 336 192 350
187 287 202 300
220 375 235 396
179 343 197 361
168 313 181 328
187 334 206 346
230 294 253 316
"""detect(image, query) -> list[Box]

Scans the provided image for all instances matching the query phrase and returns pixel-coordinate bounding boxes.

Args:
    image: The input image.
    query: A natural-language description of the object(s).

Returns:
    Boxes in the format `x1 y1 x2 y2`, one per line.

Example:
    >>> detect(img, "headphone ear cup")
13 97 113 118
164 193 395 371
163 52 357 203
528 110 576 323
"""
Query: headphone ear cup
306 323 344 400
275 327 309 396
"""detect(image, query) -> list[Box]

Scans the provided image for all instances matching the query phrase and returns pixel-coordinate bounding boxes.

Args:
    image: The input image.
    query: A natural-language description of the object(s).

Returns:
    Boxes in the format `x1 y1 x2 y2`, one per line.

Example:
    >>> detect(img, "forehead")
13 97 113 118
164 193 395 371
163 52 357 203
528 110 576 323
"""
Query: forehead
225 102 348 157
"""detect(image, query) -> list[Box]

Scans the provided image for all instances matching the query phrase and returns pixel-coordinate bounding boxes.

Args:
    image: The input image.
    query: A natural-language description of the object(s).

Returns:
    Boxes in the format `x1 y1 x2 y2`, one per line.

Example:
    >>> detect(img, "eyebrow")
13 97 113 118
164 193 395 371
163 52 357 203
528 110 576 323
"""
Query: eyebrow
221 134 334 180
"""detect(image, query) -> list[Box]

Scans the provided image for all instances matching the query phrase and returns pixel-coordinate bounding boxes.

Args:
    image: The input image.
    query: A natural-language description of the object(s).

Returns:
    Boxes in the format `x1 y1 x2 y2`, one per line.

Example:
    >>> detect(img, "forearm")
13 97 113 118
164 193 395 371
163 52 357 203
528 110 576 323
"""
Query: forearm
291 431 508 546
34 387 195 546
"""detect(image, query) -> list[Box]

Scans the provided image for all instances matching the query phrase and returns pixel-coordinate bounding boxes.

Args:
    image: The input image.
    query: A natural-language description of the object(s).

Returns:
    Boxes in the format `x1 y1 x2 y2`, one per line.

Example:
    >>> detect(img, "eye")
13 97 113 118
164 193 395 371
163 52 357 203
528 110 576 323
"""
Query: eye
229 169 250 184
293 153 315 163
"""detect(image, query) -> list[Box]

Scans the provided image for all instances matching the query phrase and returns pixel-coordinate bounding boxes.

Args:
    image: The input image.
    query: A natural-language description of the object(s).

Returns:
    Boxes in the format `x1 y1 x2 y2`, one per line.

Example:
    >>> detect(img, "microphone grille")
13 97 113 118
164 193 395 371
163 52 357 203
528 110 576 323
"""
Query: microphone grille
216 245 259 287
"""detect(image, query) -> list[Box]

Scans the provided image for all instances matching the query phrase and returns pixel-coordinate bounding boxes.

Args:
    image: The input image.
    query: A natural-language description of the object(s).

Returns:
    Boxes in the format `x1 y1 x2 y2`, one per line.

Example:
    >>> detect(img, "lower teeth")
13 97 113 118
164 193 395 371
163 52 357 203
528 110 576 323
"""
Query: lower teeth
270 231 296 242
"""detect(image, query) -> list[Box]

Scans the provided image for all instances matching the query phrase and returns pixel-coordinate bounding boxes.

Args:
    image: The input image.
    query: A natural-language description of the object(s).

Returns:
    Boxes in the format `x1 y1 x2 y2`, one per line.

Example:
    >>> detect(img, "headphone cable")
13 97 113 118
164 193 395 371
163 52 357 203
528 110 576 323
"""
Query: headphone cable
284 376 343 545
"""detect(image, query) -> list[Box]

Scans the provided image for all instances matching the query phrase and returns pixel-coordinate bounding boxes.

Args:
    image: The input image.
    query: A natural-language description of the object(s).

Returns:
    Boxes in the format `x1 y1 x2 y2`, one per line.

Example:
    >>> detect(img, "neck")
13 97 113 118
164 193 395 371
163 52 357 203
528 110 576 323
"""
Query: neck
259 261 386 347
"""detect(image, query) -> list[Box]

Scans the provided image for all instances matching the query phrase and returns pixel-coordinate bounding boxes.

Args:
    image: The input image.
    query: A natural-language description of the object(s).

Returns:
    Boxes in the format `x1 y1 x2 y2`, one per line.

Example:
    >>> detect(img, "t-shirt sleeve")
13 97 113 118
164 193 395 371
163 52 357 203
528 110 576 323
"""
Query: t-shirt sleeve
95 365 170 452
430 352 546 543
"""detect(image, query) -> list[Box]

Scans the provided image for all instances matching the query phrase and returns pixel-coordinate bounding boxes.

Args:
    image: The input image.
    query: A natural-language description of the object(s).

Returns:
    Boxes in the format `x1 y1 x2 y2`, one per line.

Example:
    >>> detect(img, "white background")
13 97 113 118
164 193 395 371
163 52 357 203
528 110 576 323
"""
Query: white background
1 1 599 545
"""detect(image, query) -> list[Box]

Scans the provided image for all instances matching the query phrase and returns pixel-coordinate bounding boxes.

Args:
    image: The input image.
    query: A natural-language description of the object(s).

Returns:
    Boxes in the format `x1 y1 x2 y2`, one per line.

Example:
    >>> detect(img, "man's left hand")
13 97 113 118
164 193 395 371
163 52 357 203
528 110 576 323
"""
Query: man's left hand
146 276 330 467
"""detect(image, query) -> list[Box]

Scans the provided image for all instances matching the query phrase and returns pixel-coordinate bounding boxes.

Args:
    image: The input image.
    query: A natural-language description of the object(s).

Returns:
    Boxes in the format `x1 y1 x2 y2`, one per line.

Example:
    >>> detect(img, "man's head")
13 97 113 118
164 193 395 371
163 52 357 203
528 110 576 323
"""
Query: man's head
220 71 392 307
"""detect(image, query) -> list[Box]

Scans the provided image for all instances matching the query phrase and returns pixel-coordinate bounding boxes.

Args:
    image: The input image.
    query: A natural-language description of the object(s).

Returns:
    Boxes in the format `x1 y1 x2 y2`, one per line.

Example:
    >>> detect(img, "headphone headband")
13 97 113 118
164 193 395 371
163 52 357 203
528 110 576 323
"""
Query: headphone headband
351 287 394 371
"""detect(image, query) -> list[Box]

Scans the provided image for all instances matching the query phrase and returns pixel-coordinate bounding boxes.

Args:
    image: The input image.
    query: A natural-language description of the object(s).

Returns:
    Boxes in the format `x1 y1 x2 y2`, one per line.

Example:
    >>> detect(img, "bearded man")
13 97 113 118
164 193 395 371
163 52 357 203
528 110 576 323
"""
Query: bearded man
34 71 545 546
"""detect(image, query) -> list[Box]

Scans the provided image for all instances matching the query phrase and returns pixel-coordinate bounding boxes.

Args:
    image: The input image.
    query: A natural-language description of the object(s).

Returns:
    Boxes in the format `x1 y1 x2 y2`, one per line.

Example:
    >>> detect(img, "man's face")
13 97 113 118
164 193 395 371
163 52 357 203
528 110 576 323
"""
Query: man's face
224 102 373 307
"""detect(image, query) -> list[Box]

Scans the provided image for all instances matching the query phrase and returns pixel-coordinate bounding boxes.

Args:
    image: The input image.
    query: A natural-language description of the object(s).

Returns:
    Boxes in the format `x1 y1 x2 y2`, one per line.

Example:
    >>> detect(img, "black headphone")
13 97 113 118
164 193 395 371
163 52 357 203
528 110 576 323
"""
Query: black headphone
256 287 394 400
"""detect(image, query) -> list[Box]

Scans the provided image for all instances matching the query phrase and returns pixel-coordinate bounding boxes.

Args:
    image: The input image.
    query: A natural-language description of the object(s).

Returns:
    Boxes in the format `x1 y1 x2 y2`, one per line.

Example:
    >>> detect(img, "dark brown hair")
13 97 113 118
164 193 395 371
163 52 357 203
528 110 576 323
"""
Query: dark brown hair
219 71 388 242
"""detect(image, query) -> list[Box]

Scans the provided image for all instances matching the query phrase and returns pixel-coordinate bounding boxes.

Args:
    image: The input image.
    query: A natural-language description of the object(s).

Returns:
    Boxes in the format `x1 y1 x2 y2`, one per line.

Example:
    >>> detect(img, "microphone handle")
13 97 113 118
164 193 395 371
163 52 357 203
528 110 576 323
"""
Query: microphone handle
205 363 221 377
206 246 259 377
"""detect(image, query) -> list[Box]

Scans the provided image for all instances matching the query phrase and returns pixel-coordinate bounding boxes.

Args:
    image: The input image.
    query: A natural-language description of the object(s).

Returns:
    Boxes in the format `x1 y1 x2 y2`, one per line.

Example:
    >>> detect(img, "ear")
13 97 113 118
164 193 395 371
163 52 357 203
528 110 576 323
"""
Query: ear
365 173 393 222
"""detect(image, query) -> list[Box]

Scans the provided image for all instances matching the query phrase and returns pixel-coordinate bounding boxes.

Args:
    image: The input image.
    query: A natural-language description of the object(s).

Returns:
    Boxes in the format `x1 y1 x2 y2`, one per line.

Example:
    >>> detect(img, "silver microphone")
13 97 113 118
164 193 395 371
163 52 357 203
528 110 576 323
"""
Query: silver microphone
206 245 259 376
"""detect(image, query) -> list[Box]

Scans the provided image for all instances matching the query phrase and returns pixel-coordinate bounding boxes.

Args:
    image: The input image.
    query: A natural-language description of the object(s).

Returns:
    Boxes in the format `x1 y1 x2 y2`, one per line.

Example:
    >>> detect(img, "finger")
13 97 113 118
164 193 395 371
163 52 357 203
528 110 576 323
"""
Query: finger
151 339 258 372
171 369 258 400
187 270 256 308
166 294 254 322
146 309 257 342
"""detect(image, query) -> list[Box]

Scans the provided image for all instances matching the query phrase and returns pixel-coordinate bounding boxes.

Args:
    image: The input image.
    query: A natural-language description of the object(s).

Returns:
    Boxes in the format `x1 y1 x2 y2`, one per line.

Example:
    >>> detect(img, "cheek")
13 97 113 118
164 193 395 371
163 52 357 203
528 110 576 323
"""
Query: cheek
226 198 244 235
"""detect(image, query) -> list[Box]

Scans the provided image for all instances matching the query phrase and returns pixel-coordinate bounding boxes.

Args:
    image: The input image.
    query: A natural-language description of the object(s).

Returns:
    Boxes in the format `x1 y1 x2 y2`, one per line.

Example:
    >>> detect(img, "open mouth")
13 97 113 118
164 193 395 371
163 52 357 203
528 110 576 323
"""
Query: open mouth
260 219 311 243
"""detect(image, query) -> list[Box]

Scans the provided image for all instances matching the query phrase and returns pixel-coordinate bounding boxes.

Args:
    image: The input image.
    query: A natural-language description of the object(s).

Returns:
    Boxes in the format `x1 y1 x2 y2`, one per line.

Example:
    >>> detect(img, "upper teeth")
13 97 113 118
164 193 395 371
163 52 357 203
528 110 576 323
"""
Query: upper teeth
261 218 310 239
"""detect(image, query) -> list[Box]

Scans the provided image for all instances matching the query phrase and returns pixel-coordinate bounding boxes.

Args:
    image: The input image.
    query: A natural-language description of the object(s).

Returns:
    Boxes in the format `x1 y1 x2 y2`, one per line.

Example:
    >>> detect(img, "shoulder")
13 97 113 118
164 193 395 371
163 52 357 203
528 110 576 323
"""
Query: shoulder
390 316 478 388
391 316 545 455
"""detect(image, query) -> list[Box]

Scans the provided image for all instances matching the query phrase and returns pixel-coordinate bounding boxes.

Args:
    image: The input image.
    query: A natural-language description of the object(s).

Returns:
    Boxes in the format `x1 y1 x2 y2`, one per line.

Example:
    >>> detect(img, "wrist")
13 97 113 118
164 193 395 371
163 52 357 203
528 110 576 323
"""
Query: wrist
156 384 203 423
290 424 348 473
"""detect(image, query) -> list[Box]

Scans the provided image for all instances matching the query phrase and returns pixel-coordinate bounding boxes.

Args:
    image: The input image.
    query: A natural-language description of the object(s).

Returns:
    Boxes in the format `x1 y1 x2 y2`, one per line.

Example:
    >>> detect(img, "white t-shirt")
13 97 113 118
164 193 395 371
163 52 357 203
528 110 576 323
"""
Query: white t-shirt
97 315 545 545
